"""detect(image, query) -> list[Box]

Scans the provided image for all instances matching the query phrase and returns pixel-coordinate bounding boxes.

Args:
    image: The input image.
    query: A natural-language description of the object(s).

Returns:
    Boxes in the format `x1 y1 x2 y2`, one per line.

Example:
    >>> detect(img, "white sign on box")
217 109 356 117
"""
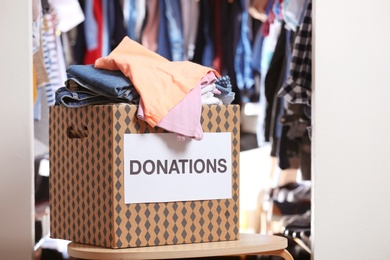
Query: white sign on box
123 133 232 204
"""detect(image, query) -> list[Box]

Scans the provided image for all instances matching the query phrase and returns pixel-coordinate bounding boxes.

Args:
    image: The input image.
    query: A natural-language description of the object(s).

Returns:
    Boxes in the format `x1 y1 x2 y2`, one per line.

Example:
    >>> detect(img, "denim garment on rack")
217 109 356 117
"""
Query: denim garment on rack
164 0 184 61
251 31 264 74
234 0 254 91
105 0 127 54
84 0 98 51
157 1 173 60
126 0 137 40
55 87 134 108
102 0 110 56
66 64 137 100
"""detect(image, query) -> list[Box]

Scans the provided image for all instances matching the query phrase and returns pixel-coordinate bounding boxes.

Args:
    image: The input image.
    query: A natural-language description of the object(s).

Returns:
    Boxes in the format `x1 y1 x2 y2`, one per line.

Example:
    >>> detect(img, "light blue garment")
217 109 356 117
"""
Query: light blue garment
251 29 264 74
282 0 307 31
127 0 137 40
164 0 184 61
273 0 283 20
84 0 98 51
102 0 110 56
234 0 254 90
34 87 42 121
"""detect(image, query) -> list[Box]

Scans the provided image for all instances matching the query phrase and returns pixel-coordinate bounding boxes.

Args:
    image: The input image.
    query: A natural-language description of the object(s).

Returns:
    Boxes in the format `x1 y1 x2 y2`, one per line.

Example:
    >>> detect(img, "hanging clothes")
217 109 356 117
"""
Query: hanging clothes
211 0 222 73
256 5 283 147
83 0 103 64
192 0 214 68
102 0 127 57
181 0 199 61
164 0 184 61
41 12 67 106
274 0 312 178
264 22 288 143
220 0 243 105
141 0 159 52
282 0 307 31
234 0 254 95
278 0 312 105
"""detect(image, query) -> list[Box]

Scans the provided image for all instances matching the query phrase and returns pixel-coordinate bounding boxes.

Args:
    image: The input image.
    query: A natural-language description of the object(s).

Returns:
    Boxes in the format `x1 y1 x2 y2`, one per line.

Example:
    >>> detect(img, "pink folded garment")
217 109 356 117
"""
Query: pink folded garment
137 72 219 141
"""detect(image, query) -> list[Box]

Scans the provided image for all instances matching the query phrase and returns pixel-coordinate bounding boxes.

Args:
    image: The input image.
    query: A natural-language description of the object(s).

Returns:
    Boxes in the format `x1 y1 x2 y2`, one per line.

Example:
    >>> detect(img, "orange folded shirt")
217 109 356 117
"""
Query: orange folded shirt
95 36 219 127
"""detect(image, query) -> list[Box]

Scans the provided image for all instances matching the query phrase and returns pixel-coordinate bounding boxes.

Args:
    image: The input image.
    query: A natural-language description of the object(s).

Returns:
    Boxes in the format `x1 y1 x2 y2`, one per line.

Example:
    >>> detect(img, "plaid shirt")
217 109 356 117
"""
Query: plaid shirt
278 0 312 104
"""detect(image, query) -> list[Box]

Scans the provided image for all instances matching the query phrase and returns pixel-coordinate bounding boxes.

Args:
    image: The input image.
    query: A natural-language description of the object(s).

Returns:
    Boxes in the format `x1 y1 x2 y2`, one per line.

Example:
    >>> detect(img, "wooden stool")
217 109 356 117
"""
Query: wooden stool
68 233 293 260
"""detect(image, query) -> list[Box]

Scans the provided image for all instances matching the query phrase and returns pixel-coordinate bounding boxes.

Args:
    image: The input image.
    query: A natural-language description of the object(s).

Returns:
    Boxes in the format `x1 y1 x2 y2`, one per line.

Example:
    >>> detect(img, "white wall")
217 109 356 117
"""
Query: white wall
313 0 390 259
0 1 34 259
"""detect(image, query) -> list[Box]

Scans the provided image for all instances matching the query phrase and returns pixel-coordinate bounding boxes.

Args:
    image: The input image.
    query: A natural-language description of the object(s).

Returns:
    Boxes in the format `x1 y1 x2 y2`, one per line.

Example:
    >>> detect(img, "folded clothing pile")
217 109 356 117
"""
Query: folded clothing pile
55 36 235 141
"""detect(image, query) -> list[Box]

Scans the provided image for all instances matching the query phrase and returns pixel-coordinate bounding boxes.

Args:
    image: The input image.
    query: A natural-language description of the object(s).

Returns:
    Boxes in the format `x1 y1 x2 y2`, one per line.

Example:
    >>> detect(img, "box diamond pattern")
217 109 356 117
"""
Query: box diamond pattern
50 104 240 248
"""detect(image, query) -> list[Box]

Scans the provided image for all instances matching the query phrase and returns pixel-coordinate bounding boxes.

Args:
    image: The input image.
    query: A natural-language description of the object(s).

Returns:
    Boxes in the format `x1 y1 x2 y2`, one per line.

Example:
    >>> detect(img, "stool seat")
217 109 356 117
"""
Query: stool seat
67 233 293 260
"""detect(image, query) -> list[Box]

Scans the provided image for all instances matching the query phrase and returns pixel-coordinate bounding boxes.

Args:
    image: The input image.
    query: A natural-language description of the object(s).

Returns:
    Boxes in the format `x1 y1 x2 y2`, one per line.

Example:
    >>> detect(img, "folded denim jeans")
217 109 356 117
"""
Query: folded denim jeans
66 64 137 100
55 87 134 107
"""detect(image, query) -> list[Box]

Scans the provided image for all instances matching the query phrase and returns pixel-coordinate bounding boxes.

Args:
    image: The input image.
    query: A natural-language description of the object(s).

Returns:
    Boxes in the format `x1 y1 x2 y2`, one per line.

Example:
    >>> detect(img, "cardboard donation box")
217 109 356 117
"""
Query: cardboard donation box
49 104 240 248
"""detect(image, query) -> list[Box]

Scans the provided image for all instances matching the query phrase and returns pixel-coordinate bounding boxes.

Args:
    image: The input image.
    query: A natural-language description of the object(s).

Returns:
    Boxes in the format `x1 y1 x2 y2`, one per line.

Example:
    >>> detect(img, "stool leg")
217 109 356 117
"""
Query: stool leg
247 249 294 260
278 249 294 260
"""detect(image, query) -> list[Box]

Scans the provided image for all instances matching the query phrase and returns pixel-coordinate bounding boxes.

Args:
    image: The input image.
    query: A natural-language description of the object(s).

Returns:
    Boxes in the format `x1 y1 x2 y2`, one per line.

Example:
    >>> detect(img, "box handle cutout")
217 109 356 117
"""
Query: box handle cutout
67 125 88 139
